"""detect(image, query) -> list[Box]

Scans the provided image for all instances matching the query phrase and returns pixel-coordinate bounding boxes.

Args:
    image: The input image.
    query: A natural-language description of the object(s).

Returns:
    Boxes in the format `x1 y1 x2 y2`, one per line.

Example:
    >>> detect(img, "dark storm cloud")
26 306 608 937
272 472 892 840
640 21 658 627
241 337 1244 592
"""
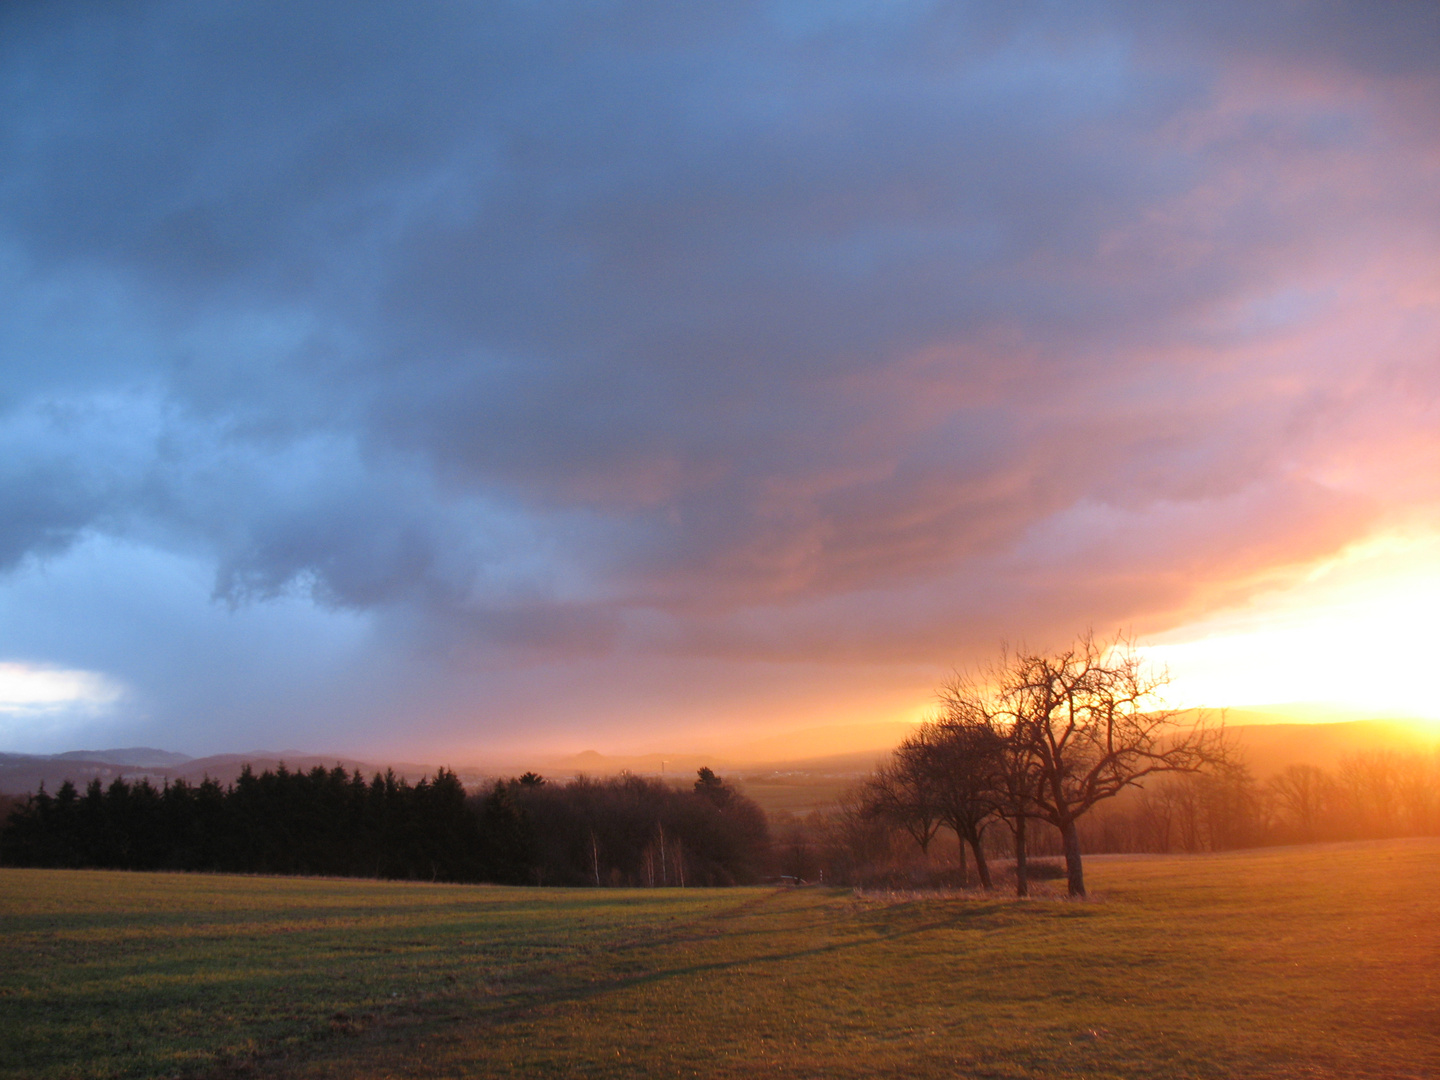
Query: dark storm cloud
1 0 1439 749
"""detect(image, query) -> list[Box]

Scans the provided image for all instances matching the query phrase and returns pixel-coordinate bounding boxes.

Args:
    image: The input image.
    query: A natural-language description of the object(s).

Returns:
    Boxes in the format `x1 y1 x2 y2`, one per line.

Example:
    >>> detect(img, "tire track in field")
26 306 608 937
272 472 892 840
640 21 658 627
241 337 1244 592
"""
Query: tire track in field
200 887 809 1079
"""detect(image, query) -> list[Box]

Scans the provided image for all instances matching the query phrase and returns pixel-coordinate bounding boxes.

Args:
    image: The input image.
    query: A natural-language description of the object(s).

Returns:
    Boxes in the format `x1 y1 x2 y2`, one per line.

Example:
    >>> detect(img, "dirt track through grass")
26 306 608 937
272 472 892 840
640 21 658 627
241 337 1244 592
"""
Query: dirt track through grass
3 839 1438 1078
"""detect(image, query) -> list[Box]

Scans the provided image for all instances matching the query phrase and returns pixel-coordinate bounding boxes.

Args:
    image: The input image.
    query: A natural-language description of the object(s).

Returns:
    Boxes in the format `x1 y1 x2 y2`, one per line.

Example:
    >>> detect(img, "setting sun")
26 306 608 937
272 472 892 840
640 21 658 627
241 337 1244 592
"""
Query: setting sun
1143 531 1440 722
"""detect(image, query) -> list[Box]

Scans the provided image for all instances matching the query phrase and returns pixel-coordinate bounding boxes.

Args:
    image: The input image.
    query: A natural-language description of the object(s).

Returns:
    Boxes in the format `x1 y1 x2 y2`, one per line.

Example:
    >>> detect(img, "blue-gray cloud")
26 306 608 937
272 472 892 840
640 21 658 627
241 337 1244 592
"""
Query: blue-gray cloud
1 0 1438 752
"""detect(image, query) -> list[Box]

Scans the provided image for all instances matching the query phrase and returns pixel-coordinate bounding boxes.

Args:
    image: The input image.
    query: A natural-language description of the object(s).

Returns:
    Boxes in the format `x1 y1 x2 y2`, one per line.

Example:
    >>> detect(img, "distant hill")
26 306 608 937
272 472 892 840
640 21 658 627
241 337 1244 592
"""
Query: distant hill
0 750 480 797
51 748 193 768
532 719 919 778
3 717 1434 806
1221 719 1437 776
524 717 1437 815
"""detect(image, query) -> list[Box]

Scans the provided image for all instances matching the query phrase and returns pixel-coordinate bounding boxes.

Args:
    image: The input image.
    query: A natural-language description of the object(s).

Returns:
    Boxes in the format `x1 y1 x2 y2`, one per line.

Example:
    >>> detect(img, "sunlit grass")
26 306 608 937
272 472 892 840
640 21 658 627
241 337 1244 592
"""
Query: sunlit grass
3 840 1438 1078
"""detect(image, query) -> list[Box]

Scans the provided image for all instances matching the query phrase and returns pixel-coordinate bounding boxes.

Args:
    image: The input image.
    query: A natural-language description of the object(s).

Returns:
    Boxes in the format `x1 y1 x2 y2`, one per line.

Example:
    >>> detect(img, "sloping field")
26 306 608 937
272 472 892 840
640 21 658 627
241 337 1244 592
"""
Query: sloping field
2 840 1437 1079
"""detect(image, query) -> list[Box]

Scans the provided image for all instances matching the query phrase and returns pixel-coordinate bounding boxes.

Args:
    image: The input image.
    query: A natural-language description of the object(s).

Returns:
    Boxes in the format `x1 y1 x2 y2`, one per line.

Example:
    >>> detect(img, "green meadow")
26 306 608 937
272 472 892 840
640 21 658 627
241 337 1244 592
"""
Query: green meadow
2 840 1437 1079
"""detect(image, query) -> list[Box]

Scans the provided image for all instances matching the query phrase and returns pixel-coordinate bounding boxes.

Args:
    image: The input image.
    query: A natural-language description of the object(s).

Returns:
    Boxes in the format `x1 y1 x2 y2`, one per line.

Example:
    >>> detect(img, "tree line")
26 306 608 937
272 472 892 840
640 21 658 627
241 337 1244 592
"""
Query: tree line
779 744 1440 894
1072 750 1440 854
0 763 771 886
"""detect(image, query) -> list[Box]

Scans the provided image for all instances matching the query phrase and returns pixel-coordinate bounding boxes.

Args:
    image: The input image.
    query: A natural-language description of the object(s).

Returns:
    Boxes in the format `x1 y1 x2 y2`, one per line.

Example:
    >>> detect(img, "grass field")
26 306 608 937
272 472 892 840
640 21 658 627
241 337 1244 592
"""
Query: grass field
2 840 1438 1079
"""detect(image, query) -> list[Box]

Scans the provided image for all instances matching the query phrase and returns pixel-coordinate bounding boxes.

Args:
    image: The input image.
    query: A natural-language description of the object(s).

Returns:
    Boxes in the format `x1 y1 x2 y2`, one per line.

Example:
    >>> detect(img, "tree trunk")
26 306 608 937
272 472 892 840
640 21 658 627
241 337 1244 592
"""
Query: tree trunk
956 833 967 887
1013 814 1028 898
968 828 992 890
1060 818 1085 898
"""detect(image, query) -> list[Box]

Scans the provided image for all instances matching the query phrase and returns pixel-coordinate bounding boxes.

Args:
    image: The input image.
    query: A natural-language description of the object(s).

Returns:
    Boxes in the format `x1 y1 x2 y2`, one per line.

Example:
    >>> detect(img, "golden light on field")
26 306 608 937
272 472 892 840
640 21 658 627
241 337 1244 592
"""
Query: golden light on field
1141 531 1440 723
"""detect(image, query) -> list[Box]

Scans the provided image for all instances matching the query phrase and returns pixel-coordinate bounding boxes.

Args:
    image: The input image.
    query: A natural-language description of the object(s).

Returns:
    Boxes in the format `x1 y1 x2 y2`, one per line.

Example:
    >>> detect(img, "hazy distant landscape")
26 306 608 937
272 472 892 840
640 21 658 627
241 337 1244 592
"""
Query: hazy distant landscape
0 714 1428 857
4 711 1432 803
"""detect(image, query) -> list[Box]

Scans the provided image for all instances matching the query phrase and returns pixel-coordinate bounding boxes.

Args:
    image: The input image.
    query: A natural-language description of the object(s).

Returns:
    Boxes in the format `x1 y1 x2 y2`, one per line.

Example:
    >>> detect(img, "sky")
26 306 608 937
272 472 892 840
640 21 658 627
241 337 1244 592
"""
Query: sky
2 1 1439 759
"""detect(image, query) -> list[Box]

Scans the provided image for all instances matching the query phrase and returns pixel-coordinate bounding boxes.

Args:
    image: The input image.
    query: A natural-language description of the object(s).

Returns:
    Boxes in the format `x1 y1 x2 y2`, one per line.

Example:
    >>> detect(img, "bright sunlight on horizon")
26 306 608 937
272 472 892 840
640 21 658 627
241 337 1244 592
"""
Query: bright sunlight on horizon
1141 529 1440 724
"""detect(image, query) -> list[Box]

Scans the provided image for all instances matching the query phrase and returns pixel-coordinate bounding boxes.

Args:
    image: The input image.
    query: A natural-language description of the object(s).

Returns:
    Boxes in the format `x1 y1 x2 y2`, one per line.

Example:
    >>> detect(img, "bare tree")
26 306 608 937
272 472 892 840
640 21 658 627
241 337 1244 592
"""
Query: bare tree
862 714 1007 889
861 748 943 858
918 715 1006 890
1134 782 1179 853
1338 752 1405 839
926 632 1227 895
860 632 1223 896
1268 764 1332 843
937 671 1063 897
999 632 1224 896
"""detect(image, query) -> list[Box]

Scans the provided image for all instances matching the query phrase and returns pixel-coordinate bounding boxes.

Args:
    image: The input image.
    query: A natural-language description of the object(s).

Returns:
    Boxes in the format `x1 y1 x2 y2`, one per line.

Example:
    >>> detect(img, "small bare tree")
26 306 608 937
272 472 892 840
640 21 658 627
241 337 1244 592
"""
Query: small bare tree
861 748 943 858
863 716 1006 888
920 716 1005 889
934 676 1047 897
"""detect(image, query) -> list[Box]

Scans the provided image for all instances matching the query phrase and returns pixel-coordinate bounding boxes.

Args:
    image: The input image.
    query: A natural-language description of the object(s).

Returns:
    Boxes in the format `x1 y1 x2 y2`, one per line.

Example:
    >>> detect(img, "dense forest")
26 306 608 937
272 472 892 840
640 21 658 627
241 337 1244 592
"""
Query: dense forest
0 764 771 886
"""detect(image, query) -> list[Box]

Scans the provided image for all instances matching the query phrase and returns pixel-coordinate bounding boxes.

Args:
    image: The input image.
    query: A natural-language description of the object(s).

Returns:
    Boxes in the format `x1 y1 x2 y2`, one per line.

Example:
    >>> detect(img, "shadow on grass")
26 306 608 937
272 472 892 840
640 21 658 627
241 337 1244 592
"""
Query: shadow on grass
208 887 1105 1078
